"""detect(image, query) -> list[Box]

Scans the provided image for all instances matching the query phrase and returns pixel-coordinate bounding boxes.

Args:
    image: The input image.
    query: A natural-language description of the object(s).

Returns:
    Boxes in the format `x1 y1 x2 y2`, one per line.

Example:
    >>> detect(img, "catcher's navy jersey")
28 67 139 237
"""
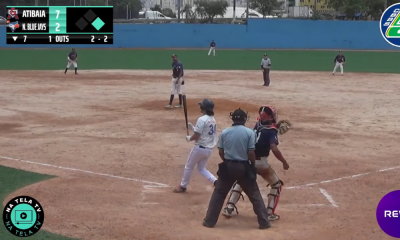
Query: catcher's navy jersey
172 61 184 77
254 122 279 158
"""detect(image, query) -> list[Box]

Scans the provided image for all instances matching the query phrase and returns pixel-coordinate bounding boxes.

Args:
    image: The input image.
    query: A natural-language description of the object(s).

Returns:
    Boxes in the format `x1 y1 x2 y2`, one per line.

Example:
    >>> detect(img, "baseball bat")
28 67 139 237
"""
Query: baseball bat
182 94 189 136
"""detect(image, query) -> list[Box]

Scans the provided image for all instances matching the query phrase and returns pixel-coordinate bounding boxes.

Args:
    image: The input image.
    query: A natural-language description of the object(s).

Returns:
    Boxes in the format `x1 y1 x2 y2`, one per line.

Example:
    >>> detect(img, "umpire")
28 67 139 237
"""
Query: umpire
261 54 271 86
203 108 271 229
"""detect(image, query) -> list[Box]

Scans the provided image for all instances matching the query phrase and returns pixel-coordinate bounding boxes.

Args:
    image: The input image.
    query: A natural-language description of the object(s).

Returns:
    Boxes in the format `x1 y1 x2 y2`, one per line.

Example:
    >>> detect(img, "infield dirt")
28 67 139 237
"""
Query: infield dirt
0 70 399 240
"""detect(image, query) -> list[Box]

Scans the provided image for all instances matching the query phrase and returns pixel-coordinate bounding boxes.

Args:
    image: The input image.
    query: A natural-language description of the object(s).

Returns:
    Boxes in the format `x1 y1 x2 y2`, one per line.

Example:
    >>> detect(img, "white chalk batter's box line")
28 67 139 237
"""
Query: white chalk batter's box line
0 156 170 188
286 165 400 189
1 155 400 191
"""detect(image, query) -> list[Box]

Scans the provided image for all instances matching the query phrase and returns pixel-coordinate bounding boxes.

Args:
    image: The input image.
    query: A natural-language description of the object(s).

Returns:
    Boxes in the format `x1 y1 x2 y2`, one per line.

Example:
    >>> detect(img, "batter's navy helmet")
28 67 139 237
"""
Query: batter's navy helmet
198 99 214 111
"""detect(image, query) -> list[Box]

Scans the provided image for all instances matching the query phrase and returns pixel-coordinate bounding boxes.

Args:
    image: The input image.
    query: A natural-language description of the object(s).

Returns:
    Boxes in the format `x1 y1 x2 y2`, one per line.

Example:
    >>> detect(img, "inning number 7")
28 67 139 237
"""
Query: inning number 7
56 10 60 19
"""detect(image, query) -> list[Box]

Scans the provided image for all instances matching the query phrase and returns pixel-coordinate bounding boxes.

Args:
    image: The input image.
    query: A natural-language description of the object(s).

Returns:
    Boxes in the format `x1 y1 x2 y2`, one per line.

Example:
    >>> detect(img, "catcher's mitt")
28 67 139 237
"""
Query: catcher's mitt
276 120 292 135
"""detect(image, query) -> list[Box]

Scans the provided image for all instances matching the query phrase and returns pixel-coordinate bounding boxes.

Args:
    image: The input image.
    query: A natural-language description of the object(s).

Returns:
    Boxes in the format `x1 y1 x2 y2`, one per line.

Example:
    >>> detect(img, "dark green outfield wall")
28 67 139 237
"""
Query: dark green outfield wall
0 49 399 73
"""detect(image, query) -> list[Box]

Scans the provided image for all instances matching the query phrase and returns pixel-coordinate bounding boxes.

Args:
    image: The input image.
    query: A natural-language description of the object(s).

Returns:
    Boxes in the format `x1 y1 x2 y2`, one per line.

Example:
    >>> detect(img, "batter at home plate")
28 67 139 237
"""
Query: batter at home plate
172 99 217 193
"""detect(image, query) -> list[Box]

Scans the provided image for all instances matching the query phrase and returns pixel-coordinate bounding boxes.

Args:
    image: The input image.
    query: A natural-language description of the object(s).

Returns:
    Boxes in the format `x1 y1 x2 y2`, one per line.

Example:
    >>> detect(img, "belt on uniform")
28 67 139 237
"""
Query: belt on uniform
197 145 211 149
225 159 248 163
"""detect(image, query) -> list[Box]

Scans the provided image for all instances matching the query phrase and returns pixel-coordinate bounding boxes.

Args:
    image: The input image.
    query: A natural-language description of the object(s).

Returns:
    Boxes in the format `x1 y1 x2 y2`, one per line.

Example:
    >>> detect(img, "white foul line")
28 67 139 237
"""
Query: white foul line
0 156 169 188
319 188 338 208
286 165 400 189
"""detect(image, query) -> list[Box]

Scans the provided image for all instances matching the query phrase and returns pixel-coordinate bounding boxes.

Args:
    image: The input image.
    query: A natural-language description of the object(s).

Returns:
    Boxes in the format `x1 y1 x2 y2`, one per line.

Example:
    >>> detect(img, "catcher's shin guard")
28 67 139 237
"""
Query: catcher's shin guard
226 182 244 214
267 180 283 216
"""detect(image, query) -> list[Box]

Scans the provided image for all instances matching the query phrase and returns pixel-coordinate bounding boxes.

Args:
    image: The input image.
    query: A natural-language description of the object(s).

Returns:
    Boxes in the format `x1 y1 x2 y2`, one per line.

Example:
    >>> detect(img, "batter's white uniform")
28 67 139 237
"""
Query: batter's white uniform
180 115 218 188
171 77 184 95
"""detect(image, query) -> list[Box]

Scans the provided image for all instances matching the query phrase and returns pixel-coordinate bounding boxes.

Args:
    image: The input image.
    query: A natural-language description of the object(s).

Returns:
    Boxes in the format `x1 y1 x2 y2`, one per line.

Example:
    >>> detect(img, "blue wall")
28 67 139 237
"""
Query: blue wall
0 19 398 50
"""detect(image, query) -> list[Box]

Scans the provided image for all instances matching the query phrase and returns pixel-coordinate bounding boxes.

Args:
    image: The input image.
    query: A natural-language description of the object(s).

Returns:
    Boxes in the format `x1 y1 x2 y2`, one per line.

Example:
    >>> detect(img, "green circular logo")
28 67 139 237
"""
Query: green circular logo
3 196 44 237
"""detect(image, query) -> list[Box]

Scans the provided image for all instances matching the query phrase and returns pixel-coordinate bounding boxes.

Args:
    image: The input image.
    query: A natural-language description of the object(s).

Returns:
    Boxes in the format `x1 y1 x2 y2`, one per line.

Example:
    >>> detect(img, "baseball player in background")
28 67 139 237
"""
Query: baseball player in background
261 54 271 86
166 54 184 108
172 99 217 193
65 47 78 75
208 40 216 56
222 106 291 221
332 51 345 76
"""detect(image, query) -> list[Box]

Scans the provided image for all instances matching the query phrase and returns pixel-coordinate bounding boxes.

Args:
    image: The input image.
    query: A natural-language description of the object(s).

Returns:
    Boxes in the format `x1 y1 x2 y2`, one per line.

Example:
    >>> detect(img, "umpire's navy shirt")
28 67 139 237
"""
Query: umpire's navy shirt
172 61 184 76
218 125 256 161
254 122 279 158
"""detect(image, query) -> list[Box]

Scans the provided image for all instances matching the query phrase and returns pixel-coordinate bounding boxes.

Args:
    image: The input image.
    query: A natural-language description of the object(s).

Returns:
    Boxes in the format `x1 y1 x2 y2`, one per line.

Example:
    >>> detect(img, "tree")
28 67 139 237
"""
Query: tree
150 4 162 12
250 0 283 17
162 8 177 18
194 0 228 23
364 0 399 20
182 4 196 19
327 0 367 19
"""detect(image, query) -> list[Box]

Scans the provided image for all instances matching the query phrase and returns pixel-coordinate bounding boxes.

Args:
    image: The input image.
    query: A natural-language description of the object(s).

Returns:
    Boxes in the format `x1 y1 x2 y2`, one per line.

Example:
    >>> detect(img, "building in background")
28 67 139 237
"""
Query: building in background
298 0 334 11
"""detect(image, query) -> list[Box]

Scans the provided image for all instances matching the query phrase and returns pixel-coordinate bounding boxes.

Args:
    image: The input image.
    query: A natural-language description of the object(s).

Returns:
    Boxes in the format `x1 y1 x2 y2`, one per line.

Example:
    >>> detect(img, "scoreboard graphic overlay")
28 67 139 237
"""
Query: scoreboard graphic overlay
6 6 113 44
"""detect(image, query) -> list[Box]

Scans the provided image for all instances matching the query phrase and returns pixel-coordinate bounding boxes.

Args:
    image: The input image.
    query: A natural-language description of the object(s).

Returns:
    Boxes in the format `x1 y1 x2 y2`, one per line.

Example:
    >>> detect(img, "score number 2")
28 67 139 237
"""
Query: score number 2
91 35 108 43
55 10 60 32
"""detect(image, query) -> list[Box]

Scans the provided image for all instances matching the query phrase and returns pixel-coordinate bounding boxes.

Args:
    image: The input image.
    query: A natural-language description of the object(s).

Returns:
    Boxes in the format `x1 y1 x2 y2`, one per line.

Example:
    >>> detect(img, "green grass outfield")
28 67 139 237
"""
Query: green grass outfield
0 165 79 240
0 49 399 73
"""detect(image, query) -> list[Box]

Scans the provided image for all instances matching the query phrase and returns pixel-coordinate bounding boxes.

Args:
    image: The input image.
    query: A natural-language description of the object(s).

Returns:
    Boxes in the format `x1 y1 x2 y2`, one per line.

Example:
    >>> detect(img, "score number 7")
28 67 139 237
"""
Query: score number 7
55 10 60 32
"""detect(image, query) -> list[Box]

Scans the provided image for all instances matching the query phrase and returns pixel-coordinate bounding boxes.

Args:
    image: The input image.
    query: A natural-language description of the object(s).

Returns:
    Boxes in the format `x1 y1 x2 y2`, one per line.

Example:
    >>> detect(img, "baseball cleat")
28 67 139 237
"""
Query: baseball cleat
221 207 234 218
175 104 182 108
165 104 172 109
172 185 187 193
268 214 280 221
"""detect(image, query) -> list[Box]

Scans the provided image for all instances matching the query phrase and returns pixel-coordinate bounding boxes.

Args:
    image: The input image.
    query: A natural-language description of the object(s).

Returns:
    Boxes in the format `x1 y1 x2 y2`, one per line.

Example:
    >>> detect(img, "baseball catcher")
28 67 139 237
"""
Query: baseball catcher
222 105 291 221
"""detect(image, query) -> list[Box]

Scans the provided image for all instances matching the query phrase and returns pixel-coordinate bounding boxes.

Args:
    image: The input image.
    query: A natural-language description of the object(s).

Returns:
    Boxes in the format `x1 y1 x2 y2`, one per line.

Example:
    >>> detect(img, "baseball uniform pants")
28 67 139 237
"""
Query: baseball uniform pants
67 60 78 68
204 160 270 228
171 77 184 94
180 145 217 189
263 69 270 86
208 47 216 56
333 62 343 74
225 157 282 216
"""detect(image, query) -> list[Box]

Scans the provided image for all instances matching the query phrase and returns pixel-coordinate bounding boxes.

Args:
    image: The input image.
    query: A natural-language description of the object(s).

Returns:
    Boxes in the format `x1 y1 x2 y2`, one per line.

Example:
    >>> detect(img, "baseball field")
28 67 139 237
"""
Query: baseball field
0 49 400 240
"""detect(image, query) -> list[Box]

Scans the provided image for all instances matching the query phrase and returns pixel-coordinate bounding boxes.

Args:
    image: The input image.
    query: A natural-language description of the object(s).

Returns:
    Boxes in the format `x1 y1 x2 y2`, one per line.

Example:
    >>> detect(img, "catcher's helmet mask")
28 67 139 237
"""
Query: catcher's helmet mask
259 105 277 124
230 108 249 124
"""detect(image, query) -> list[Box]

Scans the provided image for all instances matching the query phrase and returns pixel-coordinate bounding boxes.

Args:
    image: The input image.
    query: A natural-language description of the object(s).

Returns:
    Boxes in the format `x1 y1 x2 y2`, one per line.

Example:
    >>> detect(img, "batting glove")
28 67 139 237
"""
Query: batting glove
188 122 194 131
186 136 191 142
